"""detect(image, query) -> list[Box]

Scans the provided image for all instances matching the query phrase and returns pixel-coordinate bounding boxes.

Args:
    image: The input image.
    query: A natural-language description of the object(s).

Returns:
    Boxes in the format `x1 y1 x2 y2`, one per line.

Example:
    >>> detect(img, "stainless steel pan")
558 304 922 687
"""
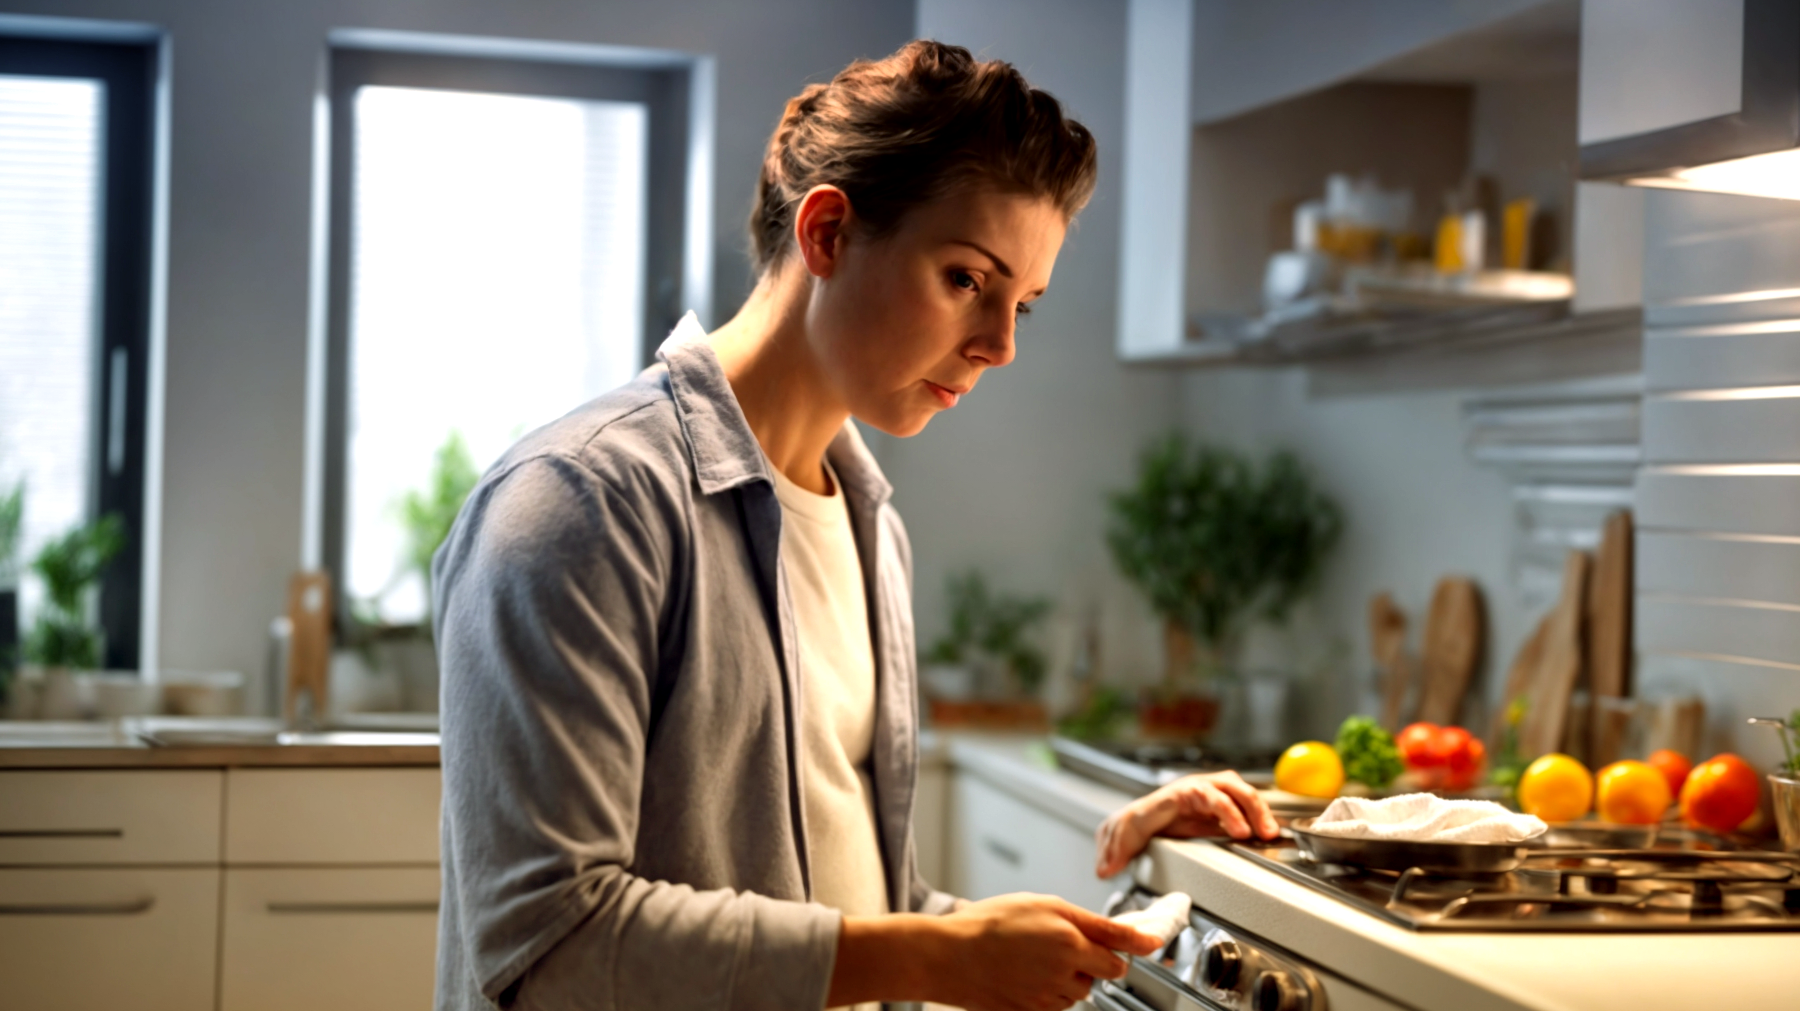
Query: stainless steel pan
1287 816 1540 873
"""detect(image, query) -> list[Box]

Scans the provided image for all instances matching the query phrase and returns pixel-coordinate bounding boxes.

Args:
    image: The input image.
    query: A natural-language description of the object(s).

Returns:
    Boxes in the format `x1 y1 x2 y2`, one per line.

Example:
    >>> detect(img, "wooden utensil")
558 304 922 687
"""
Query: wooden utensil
1370 592 1411 730
1586 509 1633 760
1492 612 1549 748
1415 577 1484 727
1518 550 1590 760
284 571 332 728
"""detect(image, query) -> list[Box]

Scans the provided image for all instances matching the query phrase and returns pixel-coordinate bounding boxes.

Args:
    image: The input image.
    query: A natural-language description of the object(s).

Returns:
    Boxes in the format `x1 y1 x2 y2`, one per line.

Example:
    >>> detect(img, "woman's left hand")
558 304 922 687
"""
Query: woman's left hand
1094 771 1280 878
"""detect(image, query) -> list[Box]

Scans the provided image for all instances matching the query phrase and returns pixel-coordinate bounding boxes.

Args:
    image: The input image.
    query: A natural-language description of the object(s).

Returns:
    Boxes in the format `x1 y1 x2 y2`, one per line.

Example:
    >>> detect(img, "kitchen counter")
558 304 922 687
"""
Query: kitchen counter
0 719 440 768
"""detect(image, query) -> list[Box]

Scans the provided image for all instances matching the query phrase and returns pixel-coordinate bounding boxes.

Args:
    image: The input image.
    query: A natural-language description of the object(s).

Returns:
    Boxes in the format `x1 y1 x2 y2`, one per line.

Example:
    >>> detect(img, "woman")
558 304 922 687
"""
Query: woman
433 41 1270 1011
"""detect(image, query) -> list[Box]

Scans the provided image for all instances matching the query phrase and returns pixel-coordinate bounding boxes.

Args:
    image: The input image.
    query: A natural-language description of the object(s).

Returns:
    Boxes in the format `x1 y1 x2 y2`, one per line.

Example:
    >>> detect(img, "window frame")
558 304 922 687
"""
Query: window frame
321 44 702 634
0 33 157 670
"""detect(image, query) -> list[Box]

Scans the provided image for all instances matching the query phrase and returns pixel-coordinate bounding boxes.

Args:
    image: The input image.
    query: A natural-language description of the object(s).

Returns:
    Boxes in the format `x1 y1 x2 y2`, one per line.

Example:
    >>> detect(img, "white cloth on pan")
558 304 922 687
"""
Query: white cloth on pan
1111 891 1191 945
1308 793 1547 844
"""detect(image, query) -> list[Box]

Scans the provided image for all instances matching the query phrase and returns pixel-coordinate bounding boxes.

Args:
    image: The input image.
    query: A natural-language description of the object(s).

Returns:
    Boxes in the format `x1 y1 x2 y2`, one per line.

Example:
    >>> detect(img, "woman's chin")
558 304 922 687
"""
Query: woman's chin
859 408 937 439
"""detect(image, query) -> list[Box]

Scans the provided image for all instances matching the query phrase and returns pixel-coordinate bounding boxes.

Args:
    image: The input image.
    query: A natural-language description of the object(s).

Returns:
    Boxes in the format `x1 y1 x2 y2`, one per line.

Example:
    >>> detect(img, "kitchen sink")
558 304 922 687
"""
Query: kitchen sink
126 715 438 748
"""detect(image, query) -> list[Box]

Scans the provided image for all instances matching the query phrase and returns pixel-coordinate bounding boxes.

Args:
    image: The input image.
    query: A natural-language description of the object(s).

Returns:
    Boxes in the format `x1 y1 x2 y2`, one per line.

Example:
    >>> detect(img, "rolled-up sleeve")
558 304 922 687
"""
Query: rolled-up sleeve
433 453 839 1011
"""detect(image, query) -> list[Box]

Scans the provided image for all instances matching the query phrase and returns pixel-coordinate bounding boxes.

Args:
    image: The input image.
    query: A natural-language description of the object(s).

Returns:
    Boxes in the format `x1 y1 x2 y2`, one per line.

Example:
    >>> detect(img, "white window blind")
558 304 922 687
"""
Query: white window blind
345 85 648 623
0 75 103 619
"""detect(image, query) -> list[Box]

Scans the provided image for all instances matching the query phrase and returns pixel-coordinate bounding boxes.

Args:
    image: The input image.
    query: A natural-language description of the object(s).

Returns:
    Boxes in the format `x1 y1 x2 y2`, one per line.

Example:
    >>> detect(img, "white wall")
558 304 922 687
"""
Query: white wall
6 0 914 688
1177 369 1522 736
886 0 1181 690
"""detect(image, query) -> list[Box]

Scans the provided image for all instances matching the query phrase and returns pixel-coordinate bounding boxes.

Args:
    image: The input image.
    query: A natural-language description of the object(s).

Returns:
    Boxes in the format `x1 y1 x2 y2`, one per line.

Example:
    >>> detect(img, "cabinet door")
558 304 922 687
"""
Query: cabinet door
220 866 439 1011
0 769 222 864
950 772 1124 911
225 767 440 864
0 867 219 1011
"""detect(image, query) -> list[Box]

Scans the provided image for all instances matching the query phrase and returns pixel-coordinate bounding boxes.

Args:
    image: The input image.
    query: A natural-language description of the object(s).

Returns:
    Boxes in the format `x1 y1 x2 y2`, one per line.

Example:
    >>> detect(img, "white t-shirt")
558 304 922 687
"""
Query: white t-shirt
769 457 891 944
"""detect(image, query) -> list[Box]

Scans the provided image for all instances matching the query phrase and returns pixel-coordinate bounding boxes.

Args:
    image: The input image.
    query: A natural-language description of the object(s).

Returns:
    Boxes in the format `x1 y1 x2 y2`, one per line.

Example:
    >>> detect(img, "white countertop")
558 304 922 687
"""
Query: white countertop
939 734 1800 1011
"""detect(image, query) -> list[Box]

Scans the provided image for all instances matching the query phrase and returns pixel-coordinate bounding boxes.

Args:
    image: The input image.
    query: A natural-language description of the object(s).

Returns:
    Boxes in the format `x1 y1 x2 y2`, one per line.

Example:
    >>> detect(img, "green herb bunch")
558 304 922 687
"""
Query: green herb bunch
923 570 1052 693
24 514 124 669
1106 435 1343 650
1335 715 1403 789
1752 711 1800 778
397 431 480 621
0 480 22 583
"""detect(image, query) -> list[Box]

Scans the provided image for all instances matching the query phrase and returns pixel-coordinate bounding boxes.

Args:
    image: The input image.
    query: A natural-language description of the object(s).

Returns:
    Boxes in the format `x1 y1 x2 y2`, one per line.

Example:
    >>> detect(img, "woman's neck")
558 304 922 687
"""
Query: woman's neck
708 265 850 496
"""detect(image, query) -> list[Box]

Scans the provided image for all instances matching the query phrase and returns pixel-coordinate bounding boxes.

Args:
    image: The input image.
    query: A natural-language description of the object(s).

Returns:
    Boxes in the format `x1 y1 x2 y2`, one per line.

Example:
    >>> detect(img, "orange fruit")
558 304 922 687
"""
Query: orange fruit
1517 753 1593 822
1595 760 1673 824
1275 741 1345 798
1679 753 1761 833
1646 749 1693 797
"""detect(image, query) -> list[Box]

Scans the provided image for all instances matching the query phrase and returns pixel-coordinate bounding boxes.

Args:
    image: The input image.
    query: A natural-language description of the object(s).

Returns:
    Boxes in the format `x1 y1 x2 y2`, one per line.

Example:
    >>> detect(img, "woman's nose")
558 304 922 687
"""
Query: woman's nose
965 310 1017 369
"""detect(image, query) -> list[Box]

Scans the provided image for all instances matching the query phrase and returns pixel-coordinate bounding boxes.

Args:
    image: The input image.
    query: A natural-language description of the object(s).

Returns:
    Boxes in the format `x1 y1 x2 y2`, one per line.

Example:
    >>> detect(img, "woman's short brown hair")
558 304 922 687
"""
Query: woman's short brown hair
750 39 1098 275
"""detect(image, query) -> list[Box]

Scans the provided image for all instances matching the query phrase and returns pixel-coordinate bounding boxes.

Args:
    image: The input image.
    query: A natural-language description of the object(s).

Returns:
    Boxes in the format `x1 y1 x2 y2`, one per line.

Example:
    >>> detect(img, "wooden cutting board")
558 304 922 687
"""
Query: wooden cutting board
1518 550 1590 760
1370 592 1411 730
1414 577 1484 727
1586 509 1633 763
284 571 332 727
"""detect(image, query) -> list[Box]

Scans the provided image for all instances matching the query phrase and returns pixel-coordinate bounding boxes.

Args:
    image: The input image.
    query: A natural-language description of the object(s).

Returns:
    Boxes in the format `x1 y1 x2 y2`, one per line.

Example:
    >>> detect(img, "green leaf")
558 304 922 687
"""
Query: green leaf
1335 715 1403 788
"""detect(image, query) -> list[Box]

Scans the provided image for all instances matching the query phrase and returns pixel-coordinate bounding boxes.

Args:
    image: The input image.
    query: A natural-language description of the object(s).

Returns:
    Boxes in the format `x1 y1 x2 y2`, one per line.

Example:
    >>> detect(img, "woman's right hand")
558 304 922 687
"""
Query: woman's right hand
924 893 1162 1011
829 893 1162 1011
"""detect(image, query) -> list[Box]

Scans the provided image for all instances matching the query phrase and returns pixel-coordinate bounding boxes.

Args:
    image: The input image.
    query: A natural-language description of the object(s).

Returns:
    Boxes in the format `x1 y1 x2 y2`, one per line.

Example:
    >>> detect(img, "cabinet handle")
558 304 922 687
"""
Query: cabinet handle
266 901 439 915
982 836 1024 867
0 897 155 916
0 829 124 839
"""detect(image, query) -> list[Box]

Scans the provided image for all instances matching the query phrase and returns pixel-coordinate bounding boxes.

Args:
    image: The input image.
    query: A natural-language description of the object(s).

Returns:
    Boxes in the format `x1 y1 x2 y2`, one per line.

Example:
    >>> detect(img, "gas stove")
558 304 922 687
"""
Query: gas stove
1228 823 1800 932
1050 736 1279 796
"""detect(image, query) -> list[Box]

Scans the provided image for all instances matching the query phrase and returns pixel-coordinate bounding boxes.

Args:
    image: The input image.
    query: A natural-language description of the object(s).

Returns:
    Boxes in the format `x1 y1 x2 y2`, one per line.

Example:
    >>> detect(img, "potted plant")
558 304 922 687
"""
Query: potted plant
1106 435 1342 737
21 514 124 718
920 570 1052 729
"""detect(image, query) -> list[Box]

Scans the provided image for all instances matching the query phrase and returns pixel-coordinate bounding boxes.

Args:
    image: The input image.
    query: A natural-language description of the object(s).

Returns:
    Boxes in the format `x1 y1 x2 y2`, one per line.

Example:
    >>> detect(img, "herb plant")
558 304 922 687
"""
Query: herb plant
397 431 480 622
923 570 1052 694
0 479 22 583
1106 435 1343 658
1750 711 1800 778
24 514 124 669
1336 715 1403 788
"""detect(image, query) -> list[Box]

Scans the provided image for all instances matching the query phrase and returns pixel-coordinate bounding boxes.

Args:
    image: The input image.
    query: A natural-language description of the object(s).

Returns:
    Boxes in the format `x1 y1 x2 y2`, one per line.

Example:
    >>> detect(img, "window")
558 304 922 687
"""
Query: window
322 41 708 628
0 35 156 670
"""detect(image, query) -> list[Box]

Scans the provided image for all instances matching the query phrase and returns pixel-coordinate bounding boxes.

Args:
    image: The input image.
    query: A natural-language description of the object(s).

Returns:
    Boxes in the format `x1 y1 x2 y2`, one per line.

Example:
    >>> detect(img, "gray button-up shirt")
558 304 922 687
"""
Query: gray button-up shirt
433 313 954 1011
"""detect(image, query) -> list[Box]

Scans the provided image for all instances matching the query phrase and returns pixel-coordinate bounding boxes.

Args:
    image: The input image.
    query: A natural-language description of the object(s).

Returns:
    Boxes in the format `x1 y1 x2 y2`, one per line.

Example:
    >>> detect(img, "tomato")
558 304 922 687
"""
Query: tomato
1397 723 1445 767
1596 760 1673 825
1646 749 1693 798
1397 722 1484 790
1679 753 1761 833
1442 729 1486 791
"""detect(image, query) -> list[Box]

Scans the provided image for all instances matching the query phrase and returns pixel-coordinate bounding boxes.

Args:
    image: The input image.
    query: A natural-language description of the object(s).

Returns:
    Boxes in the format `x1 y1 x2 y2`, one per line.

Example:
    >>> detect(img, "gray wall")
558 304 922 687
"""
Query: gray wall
8 0 913 686
884 0 1180 693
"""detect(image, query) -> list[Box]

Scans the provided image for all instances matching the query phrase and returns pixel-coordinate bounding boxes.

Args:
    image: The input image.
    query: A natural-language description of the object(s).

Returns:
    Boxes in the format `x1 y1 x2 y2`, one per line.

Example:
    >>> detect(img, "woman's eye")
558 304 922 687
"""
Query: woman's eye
950 270 978 292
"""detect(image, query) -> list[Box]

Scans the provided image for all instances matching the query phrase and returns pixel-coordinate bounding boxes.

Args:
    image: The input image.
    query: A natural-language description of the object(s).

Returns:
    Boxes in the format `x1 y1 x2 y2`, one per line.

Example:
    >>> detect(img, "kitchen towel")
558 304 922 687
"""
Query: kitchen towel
1307 793 1547 844
1111 891 1191 945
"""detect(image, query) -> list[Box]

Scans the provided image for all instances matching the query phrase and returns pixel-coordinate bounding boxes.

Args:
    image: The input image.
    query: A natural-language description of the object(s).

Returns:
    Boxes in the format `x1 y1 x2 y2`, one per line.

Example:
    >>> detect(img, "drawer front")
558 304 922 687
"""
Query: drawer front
0 867 219 1011
0 769 223 864
226 767 440 864
951 772 1121 911
220 866 440 1011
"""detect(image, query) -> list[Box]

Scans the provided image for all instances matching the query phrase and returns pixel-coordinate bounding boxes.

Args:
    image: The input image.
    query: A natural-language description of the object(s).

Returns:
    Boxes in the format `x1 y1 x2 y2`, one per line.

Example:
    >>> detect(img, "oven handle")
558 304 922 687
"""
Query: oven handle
1090 980 1160 1011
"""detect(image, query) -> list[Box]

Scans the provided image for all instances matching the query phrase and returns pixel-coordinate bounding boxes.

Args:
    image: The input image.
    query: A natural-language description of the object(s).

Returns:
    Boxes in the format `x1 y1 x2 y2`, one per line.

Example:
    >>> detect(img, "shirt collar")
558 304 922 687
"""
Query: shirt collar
657 311 894 509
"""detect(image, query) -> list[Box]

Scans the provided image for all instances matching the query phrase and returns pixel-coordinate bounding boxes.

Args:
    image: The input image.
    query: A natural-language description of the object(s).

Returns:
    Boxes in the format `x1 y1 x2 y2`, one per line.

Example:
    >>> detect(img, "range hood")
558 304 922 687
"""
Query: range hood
1579 0 1800 201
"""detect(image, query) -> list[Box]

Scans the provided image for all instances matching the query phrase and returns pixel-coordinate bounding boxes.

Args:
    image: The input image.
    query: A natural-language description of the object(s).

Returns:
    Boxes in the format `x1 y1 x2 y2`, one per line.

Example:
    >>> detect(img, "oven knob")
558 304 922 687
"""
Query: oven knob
1254 970 1302 1011
1199 938 1242 990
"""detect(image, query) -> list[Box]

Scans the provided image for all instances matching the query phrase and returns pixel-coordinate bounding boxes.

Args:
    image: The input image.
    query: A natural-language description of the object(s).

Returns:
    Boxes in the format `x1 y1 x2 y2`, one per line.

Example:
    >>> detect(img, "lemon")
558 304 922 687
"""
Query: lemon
1517 753 1593 822
1275 741 1345 798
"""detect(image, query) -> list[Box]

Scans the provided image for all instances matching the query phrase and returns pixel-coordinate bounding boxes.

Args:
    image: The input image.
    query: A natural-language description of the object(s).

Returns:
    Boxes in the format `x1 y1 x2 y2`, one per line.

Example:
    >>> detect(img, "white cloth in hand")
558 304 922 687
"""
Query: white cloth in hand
1110 891 1191 945
1308 793 1547 844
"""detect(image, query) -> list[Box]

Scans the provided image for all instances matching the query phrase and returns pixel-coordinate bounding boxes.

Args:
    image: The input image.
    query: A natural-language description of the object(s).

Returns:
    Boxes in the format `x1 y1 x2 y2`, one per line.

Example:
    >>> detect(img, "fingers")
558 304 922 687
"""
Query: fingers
1174 780 1250 838
1061 903 1164 957
1207 772 1281 840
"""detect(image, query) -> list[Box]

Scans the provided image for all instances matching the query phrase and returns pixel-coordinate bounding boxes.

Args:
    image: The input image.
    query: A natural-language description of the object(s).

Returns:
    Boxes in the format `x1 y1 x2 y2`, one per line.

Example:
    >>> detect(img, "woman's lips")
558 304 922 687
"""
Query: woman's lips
925 380 963 409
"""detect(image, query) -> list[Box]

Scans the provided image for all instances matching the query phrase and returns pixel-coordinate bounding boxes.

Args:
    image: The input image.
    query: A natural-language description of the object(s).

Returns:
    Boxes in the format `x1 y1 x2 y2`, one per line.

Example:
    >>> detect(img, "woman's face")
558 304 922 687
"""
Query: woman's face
800 186 1068 437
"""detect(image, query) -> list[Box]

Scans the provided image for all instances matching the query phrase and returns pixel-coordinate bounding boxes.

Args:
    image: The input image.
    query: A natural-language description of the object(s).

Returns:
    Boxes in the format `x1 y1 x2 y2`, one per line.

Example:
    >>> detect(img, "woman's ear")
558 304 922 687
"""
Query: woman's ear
793 184 853 279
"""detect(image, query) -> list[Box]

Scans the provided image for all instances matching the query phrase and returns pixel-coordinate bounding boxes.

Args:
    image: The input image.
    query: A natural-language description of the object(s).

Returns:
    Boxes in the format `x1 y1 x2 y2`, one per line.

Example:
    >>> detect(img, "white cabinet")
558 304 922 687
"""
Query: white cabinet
219 866 439 1011
0 867 220 1011
949 771 1124 911
0 769 223 864
224 767 441 864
